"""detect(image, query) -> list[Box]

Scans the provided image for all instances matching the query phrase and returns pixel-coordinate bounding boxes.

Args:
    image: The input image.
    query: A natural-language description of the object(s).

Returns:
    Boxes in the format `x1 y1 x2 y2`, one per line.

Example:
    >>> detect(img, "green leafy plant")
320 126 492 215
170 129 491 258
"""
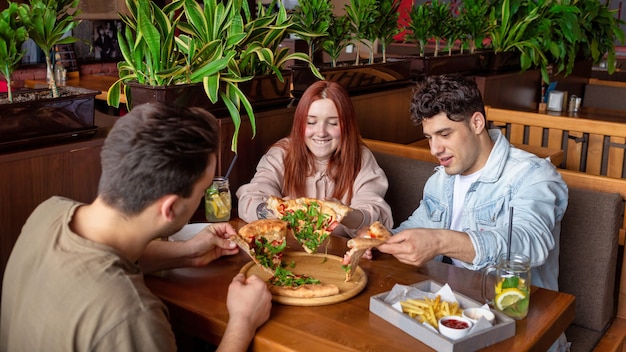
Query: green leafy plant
444 15 465 56
345 0 378 65
0 2 30 103
18 0 81 98
488 0 549 82
404 2 434 57
107 0 321 152
291 0 333 60
534 0 581 78
457 0 491 54
428 0 452 57
322 15 353 67
576 0 625 74
372 0 401 63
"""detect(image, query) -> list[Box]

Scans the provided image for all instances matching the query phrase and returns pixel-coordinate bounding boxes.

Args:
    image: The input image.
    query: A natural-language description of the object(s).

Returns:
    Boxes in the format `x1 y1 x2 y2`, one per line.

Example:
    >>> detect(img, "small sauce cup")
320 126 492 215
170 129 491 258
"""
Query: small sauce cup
462 307 496 325
438 316 473 340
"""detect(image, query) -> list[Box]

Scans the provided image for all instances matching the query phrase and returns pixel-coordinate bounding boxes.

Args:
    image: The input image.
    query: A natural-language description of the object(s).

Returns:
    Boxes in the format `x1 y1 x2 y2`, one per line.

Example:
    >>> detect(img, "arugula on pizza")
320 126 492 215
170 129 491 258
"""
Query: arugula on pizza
267 266 339 298
266 196 350 254
230 219 289 275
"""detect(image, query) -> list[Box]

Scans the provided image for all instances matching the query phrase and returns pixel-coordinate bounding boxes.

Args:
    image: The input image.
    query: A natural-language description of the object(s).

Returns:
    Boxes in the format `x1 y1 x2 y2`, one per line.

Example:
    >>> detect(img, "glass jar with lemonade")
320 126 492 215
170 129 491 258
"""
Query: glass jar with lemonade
205 177 231 222
482 253 531 319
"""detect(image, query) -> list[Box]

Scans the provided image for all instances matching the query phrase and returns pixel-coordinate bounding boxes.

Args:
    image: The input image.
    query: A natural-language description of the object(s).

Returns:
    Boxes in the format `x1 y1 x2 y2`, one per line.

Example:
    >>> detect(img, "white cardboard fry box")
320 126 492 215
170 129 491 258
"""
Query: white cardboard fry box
369 280 515 352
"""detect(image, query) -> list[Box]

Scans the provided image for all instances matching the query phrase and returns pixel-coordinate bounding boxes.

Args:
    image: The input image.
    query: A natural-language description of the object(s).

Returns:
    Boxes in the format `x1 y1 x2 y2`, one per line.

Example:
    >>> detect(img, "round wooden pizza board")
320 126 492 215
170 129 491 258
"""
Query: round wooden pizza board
240 252 367 306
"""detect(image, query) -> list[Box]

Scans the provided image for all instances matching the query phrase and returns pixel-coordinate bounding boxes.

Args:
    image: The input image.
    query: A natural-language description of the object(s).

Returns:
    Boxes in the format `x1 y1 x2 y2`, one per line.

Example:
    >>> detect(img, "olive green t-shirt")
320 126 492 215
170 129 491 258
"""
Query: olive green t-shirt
1 196 176 352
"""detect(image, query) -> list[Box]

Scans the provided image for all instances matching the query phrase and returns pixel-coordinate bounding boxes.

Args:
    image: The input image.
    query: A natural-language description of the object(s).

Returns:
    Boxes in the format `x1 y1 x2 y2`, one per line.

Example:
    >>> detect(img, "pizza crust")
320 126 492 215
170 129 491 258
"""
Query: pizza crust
368 221 392 240
268 283 340 298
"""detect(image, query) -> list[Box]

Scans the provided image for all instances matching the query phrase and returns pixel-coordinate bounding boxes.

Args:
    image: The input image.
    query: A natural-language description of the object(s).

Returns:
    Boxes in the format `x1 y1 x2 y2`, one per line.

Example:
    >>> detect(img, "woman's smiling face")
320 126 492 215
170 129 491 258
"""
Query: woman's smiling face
304 98 341 161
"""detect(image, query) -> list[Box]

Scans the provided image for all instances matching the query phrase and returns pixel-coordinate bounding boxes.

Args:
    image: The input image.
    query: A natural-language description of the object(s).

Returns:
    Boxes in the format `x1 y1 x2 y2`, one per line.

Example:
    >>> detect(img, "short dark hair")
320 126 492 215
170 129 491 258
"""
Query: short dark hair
98 102 219 215
409 74 486 125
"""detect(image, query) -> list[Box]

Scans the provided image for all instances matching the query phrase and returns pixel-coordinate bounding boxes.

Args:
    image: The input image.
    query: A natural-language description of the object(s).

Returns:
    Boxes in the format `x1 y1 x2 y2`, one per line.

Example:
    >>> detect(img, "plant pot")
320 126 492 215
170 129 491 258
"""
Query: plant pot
400 51 491 78
126 74 292 117
291 59 412 98
487 51 522 72
0 86 99 152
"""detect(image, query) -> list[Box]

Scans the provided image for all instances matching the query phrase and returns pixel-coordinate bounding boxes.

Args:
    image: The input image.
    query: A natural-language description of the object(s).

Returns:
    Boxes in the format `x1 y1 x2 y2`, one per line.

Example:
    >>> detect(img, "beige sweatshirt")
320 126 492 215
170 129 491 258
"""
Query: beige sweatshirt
236 140 393 237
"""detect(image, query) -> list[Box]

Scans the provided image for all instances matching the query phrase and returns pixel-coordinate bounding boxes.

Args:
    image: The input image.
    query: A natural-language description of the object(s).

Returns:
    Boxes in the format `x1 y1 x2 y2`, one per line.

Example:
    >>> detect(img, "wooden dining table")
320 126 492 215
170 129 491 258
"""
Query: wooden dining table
144 217 575 351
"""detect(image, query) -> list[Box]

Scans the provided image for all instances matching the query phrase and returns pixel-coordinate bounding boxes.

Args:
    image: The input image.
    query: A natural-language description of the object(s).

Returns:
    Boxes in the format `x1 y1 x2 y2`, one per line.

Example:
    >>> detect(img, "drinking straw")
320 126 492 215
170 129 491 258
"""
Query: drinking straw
507 206 514 261
225 154 238 179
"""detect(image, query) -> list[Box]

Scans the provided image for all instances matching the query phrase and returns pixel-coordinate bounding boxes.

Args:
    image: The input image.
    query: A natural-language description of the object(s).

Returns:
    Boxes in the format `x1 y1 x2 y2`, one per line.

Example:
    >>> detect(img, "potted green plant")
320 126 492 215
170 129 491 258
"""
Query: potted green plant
487 0 548 79
107 0 321 152
457 0 491 54
291 0 333 64
486 0 624 84
427 0 452 58
344 0 378 65
321 15 352 68
0 2 30 103
371 0 401 63
19 0 82 97
576 0 625 75
391 0 489 78
0 0 99 151
291 0 412 97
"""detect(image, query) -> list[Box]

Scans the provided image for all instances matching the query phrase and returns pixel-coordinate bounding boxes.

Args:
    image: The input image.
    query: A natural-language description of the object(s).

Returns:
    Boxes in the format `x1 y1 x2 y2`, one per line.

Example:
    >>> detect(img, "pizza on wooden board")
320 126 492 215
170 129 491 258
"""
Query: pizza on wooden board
233 219 340 298
266 196 350 254
230 219 289 275
341 221 392 281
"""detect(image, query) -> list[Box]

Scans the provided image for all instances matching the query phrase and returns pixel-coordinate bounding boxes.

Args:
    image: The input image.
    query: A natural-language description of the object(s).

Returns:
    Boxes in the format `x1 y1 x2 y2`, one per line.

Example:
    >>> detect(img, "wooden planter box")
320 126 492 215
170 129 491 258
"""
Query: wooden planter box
383 43 490 78
0 86 99 152
126 74 292 117
291 59 412 98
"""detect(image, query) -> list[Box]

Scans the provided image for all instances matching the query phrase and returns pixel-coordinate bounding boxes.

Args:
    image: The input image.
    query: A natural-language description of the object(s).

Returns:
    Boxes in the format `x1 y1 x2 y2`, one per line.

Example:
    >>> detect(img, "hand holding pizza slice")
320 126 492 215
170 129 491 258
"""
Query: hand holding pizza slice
230 219 289 275
342 221 392 281
266 196 350 254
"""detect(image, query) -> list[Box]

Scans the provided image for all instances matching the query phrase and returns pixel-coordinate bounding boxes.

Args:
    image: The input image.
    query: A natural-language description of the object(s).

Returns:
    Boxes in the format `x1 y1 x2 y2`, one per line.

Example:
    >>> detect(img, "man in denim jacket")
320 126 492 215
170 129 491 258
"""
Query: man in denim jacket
378 74 568 293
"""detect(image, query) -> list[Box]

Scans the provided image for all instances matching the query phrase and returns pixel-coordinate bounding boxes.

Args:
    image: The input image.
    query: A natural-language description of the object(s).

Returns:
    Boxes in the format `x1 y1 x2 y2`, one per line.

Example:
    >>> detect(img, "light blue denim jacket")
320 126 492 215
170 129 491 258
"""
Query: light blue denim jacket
394 129 568 291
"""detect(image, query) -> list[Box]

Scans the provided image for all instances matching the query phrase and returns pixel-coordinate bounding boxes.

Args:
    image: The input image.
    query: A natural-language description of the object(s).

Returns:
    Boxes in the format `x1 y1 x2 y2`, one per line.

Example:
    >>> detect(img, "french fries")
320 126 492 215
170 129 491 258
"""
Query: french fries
399 295 462 329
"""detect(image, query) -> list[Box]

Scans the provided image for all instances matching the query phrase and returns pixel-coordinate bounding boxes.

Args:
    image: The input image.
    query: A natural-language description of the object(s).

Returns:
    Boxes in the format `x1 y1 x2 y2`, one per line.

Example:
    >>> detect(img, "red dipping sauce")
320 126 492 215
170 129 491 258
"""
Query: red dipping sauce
441 318 469 329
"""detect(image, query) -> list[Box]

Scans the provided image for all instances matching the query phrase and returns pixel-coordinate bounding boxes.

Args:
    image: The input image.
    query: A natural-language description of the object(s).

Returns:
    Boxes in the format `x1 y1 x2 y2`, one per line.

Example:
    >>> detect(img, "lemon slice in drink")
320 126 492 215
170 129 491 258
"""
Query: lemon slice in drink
495 288 526 310
211 194 229 217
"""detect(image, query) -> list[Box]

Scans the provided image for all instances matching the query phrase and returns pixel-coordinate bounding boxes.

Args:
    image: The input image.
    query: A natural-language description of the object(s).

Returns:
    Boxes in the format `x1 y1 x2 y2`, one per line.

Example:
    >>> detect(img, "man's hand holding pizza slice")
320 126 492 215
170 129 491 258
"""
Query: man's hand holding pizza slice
341 221 392 281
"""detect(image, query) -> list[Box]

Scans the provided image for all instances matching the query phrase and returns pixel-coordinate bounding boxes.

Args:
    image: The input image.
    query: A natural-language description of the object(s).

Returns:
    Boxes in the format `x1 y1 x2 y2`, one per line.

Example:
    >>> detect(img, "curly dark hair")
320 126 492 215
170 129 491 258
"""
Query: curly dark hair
98 102 219 215
409 74 486 126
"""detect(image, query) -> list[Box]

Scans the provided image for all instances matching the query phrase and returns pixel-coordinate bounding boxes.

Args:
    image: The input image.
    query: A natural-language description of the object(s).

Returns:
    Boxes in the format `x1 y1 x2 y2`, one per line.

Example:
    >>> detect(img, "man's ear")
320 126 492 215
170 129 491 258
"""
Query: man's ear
159 195 179 222
470 111 487 134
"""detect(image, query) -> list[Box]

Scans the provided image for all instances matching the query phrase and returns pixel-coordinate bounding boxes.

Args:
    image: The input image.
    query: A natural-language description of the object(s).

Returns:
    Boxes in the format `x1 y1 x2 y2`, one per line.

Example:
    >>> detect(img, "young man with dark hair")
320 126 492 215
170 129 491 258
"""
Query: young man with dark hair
1 103 271 351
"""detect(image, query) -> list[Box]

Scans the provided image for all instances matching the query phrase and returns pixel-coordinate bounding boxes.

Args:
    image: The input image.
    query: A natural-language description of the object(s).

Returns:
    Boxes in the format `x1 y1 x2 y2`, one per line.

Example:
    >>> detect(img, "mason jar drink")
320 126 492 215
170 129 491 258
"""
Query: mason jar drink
205 176 231 222
482 253 531 319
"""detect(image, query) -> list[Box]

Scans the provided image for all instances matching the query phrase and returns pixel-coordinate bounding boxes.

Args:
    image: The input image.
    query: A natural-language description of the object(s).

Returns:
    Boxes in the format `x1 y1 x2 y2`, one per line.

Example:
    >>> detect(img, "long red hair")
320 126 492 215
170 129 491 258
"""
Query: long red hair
279 81 363 202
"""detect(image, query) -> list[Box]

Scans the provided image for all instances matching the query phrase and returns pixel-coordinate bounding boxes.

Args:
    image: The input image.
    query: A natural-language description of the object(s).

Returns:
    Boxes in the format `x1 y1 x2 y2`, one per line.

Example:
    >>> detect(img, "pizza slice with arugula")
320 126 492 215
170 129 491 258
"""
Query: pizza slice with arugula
268 266 339 298
230 219 289 275
341 221 392 281
266 196 350 254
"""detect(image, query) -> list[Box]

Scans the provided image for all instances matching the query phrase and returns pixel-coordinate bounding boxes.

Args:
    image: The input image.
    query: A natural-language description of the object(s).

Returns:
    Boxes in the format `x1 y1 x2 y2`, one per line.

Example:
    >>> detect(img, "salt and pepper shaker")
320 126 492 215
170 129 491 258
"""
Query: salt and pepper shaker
568 95 579 113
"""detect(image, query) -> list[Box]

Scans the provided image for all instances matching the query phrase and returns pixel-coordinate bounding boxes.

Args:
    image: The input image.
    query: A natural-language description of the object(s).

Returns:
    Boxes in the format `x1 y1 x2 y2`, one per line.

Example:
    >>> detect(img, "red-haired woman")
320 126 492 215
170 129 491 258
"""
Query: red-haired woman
236 81 392 237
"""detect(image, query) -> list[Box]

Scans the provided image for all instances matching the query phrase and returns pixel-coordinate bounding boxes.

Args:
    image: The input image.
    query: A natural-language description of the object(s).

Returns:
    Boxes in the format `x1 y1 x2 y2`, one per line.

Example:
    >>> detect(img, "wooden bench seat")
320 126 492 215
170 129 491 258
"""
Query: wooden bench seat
363 138 626 351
